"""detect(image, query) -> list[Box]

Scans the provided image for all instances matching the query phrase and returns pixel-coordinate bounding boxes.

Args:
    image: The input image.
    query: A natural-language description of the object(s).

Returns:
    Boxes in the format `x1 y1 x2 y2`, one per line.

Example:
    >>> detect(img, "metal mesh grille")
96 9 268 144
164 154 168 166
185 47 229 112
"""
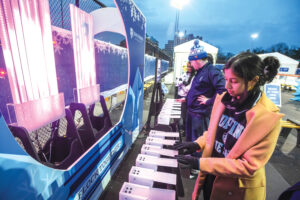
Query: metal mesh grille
49 0 102 30
26 117 68 152
49 0 63 28
58 117 68 137
74 110 84 128
93 102 103 116
29 124 52 152
15 137 25 150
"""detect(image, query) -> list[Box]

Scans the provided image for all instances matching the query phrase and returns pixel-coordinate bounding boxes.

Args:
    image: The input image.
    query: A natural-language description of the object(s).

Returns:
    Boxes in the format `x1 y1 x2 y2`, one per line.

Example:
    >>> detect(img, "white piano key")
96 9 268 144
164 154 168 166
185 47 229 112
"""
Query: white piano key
141 144 178 158
157 115 170 125
146 137 177 146
136 154 178 170
149 130 179 138
119 182 176 200
160 110 181 115
129 166 176 186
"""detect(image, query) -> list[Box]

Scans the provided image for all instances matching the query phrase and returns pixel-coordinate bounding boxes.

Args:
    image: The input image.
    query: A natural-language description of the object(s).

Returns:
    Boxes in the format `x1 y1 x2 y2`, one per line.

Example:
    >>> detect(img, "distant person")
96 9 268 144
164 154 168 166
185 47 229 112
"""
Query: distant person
176 62 195 98
206 53 214 65
175 52 283 200
176 61 196 134
185 40 226 142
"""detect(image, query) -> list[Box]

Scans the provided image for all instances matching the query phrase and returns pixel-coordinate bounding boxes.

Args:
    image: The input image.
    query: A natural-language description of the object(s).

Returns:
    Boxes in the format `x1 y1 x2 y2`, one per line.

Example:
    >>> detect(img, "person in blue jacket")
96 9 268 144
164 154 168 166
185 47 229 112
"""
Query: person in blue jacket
185 40 226 142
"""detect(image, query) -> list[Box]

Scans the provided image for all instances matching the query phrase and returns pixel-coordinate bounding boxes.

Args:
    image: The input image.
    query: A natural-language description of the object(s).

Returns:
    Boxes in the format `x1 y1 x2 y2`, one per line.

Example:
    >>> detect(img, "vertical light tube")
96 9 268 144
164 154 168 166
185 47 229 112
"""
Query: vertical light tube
0 0 59 104
38 0 58 96
1 0 25 103
70 5 97 102
19 0 48 99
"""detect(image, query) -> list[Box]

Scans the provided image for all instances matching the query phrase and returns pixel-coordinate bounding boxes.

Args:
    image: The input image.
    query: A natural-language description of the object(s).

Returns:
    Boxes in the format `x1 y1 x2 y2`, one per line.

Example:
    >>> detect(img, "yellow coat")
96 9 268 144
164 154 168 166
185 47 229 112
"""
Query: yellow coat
193 92 283 200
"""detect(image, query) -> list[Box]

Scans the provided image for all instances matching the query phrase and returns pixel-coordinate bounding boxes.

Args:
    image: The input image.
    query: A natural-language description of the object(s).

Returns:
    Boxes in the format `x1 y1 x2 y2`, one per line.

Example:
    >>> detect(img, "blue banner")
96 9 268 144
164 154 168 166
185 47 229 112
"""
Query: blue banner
264 83 281 107
144 55 156 80
279 67 289 72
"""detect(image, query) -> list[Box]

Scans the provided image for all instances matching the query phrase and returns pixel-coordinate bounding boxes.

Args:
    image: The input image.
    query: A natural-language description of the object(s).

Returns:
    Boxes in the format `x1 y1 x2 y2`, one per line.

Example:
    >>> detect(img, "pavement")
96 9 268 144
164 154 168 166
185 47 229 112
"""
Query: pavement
99 80 300 200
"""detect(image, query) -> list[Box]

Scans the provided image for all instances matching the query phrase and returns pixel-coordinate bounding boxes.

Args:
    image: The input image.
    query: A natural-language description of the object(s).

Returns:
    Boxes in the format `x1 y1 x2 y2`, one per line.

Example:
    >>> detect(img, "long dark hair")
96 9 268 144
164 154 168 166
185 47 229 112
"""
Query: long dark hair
183 62 195 86
224 52 280 90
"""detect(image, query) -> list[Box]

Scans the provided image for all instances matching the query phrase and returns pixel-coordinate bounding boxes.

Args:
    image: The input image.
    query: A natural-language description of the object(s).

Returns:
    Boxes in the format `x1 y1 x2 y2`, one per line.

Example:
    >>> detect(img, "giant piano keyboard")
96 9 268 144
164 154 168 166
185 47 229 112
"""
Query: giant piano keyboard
119 99 183 200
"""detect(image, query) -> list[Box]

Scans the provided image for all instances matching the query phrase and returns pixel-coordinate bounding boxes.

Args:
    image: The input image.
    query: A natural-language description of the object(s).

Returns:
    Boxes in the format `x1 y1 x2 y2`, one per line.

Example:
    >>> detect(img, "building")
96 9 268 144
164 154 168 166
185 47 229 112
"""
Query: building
163 40 174 57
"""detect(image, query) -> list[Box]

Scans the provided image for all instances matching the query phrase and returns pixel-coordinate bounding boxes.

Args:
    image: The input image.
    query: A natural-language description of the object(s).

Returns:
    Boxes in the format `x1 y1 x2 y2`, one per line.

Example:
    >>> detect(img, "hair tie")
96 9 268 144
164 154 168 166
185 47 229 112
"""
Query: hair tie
264 65 270 76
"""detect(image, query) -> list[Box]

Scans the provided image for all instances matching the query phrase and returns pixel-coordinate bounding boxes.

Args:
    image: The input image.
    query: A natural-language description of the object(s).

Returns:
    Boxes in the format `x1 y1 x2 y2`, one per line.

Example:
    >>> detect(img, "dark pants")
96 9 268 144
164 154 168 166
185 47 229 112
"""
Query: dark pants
185 111 209 142
177 95 187 132
203 174 215 200
180 101 187 132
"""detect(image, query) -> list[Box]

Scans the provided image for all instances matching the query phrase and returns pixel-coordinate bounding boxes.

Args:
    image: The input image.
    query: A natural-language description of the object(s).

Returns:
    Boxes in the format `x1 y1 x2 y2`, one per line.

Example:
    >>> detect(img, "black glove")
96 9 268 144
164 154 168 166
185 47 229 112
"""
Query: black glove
173 141 200 155
176 155 200 170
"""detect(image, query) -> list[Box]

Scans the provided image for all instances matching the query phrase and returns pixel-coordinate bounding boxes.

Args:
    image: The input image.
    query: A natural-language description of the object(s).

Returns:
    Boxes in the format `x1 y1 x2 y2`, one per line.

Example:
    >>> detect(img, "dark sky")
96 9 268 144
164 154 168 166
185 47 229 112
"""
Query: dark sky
101 0 300 54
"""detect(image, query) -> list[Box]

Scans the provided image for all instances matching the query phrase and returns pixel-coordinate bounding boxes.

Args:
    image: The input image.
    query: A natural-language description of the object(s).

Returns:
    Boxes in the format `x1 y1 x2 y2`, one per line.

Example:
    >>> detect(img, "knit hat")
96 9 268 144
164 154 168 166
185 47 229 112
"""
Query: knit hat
188 39 208 61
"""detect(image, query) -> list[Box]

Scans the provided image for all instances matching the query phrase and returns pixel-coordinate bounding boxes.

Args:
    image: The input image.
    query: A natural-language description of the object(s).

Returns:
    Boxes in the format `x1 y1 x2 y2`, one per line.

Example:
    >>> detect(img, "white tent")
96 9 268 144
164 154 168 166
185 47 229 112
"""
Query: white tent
90 7 125 36
174 39 218 80
258 52 299 87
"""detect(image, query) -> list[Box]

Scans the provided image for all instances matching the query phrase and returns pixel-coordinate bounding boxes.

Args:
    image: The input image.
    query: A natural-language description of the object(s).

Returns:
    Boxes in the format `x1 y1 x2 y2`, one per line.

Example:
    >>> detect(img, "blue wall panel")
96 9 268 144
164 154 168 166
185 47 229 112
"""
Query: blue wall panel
144 55 156 79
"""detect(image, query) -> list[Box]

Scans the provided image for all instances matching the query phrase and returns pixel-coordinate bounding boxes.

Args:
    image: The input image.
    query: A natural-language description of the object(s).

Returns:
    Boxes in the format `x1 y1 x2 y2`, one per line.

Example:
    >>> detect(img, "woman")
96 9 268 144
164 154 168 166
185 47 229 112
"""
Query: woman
176 61 196 135
175 52 283 200
177 61 196 99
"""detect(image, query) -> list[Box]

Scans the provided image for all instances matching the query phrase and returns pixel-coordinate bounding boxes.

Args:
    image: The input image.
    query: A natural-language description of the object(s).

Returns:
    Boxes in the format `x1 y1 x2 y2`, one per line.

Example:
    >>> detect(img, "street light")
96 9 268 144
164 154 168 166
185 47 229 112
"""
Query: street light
178 31 184 38
171 0 189 46
250 33 259 51
171 0 189 91
170 0 190 10
251 33 259 40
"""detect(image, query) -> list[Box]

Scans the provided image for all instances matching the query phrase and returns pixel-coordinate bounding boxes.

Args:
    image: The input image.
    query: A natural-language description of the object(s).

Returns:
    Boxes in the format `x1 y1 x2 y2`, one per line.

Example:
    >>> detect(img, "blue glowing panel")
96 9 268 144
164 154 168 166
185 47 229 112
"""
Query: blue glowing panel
144 55 156 79
95 40 128 92
161 59 169 73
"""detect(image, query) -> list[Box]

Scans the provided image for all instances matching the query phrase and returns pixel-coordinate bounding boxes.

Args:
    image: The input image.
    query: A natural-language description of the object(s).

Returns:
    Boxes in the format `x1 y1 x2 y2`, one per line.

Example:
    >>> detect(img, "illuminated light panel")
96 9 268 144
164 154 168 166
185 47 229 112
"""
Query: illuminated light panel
7 93 65 132
74 84 100 106
0 0 58 103
70 4 97 103
0 0 62 131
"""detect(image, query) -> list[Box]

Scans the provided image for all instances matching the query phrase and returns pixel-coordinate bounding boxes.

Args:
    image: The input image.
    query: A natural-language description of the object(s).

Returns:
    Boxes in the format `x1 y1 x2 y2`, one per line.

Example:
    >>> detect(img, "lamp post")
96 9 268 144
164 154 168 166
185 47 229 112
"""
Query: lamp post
171 0 189 47
170 0 189 96
174 9 179 46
